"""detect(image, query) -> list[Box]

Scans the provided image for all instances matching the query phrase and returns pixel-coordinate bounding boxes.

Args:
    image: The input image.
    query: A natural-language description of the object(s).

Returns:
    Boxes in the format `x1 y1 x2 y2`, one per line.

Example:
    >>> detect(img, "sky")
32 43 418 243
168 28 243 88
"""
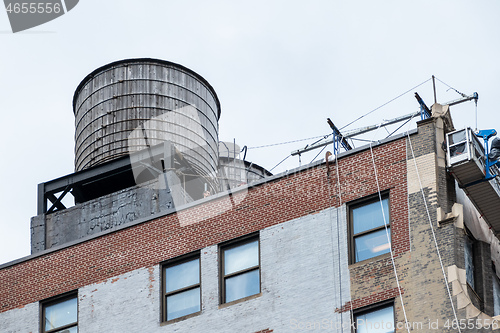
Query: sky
0 0 499 265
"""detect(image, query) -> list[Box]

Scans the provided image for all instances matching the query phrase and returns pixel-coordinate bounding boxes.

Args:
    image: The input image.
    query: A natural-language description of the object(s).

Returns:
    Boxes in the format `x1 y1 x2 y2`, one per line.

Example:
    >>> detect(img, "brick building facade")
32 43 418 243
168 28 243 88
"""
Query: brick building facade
1 61 499 332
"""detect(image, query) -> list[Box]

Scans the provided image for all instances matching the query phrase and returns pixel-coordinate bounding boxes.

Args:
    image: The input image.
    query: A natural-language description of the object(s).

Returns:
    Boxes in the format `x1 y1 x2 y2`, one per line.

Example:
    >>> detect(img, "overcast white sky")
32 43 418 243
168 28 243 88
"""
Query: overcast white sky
0 0 499 264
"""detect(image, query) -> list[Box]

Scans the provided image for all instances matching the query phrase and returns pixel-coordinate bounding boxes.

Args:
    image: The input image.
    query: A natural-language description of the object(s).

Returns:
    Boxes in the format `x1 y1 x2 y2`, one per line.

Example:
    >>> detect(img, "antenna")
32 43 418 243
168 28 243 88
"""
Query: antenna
432 75 437 104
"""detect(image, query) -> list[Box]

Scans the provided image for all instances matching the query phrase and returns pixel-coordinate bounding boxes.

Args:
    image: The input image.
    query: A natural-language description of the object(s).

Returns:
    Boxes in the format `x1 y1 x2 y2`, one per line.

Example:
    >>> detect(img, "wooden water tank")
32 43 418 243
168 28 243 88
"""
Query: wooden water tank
73 59 221 184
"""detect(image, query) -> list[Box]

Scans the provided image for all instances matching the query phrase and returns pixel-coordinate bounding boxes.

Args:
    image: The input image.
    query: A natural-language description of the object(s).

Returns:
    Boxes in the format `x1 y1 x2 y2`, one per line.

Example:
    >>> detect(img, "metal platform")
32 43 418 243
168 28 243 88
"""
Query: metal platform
447 128 500 233
37 141 204 215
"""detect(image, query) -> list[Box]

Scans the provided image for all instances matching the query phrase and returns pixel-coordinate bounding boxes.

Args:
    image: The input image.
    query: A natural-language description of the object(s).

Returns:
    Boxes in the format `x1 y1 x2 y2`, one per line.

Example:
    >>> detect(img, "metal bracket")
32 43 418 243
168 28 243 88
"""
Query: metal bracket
415 92 431 120
327 118 352 156
46 186 70 214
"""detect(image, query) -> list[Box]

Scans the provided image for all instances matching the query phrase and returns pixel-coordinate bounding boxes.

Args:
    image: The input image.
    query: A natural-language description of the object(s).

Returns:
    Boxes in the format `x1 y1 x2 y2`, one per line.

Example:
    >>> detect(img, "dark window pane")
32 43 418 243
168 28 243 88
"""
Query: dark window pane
355 305 394 333
44 297 77 331
225 269 260 303
450 143 467 158
224 240 259 275
353 199 389 234
166 258 200 293
465 237 474 289
354 227 391 262
166 287 201 320
494 276 500 316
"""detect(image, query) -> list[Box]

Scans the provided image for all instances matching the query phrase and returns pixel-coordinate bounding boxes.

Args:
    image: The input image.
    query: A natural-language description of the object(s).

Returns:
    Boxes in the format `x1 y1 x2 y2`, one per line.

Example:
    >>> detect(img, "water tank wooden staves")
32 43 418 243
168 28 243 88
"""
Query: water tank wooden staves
72 58 221 192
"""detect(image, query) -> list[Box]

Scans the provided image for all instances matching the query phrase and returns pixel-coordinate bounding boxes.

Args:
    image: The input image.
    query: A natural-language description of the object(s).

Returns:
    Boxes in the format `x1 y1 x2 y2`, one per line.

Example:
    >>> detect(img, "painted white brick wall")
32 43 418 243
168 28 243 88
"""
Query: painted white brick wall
78 266 160 332
0 302 38 333
2 206 352 333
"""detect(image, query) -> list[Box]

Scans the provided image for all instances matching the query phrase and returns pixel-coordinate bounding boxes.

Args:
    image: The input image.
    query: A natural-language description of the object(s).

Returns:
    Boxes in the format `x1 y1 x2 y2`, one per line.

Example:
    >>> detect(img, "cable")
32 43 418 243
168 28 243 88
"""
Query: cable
384 117 414 140
434 77 467 98
334 153 345 331
406 128 462 332
475 101 478 132
310 133 333 146
435 76 479 130
407 138 412 252
327 150 349 331
404 113 418 253
310 144 328 164
247 134 330 150
253 134 335 174
269 155 291 172
368 124 411 333
339 78 432 131
333 149 355 331
327 169 342 330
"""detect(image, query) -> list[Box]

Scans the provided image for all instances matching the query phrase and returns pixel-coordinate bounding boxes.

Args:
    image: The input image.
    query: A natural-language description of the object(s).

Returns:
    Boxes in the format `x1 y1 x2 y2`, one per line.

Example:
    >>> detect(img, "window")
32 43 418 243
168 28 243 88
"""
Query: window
41 292 78 333
494 273 500 317
464 229 475 289
353 302 395 333
162 253 201 322
350 196 391 263
220 235 260 304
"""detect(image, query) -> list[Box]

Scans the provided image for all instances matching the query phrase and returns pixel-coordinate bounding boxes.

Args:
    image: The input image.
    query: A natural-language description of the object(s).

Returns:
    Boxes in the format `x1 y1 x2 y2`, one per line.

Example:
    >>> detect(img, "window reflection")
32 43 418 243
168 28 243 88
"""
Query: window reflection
163 255 201 321
42 294 78 333
166 287 201 320
222 237 260 303
351 197 391 263
352 199 389 234
225 270 260 303
224 240 259 275
355 228 391 262
355 304 394 333
166 259 200 292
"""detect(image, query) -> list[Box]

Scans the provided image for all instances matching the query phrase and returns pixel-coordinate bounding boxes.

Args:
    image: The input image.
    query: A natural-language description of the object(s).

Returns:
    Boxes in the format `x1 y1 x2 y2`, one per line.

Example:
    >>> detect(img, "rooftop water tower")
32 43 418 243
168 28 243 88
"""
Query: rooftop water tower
72 58 221 196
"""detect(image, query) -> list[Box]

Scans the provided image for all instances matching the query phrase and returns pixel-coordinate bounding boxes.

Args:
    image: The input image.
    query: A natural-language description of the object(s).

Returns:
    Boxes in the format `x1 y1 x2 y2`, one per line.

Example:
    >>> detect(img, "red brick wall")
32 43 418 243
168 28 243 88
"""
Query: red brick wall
0 138 408 313
336 287 404 312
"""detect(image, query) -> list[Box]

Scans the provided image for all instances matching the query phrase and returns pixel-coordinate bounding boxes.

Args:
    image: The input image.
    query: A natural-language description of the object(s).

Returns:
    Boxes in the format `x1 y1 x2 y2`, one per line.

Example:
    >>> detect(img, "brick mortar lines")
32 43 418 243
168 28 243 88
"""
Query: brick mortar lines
336 287 404 313
0 138 409 313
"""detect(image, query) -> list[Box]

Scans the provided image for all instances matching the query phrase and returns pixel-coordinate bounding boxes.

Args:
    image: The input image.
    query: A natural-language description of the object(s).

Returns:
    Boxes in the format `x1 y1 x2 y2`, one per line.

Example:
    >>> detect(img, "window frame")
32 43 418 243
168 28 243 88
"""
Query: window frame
353 299 395 333
493 265 500 317
464 227 476 290
219 233 261 305
348 192 391 264
40 291 78 333
161 251 202 323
